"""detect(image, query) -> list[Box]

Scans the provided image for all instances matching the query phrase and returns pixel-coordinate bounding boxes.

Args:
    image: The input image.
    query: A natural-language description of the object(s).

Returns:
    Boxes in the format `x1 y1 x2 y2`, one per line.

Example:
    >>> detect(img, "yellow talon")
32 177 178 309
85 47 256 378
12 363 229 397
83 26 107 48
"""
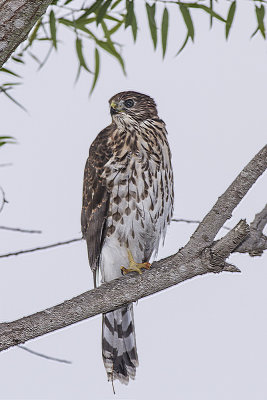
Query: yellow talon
121 249 151 275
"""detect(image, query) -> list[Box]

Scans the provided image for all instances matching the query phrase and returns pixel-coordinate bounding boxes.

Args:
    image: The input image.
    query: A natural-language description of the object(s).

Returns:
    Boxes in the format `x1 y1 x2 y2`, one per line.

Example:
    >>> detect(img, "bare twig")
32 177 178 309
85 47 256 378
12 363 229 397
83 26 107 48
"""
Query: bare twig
0 163 13 168
0 238 82 259
17 345 72 364
172 218 231 230
0 186 8 214
0 226 42 234
0 146 266 352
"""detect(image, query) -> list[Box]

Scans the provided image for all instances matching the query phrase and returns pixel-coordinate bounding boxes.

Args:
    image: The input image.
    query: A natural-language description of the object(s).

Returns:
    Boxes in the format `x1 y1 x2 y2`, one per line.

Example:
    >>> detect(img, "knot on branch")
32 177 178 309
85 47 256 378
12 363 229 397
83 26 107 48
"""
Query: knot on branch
201 220 250 273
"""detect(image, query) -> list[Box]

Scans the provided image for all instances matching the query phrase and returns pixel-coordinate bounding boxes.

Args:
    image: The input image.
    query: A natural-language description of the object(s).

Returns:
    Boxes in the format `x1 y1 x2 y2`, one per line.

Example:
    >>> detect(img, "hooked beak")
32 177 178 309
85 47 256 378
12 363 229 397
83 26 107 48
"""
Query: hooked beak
110 100 123 116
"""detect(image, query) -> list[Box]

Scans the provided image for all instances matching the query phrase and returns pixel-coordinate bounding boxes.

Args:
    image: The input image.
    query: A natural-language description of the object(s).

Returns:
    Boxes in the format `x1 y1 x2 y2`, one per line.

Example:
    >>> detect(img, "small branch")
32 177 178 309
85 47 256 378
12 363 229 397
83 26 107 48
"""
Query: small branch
172 218 231 230
17 345 72 364
0 226 42 234
235 204 267 256
0 238 82 259
0 186 8 214
0 163 13 168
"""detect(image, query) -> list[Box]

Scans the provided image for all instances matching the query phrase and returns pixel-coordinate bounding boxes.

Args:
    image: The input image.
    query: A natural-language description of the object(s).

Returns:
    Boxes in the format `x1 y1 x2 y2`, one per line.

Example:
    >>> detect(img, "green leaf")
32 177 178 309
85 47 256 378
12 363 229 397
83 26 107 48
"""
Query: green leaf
49 10 57 49
111 0 123 10
226 1 236 39
11 56 24 64
131 11 137 41
161 7 169 58
75 38 90 72
125 0 137 41
0 87 27 112
186 3 226 23
59 18 98 40
96 0 112 25
0 68 21 78
28 18 42 47
0 136 16 147
179 4 194 41
209 0 213 28
176 33 190 56
96 40 125 74
146 3 157 49
255 5 266 39
109 19 124 35
90 48 100 94
77 0 104 21
125 0 134 28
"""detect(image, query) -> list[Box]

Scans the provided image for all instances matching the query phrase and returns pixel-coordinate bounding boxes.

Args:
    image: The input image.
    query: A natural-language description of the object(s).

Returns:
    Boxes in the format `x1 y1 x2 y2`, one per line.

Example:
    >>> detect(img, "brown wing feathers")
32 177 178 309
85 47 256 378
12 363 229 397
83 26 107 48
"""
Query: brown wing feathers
81 127 113 285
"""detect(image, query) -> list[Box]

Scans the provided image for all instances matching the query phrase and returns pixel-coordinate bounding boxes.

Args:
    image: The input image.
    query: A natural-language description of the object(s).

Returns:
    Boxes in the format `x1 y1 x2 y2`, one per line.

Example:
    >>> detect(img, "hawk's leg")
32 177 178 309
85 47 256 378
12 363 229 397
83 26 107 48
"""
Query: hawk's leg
121 249 151 275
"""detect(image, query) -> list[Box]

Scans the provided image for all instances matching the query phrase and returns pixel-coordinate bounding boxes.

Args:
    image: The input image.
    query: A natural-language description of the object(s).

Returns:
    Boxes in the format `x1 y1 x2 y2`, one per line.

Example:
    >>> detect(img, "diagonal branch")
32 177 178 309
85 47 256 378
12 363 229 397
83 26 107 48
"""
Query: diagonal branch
0 146 266 352
0 0 53 68
179 145 267 260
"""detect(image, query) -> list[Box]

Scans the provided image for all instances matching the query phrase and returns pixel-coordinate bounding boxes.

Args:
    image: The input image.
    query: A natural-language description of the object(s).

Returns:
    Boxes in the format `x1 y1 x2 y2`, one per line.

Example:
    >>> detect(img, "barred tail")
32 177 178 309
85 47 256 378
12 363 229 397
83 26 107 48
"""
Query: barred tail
102 303 139 384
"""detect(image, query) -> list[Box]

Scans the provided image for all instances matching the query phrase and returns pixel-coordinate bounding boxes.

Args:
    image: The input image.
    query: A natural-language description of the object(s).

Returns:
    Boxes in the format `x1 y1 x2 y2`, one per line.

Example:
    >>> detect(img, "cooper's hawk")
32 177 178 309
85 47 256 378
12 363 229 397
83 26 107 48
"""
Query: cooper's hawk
81 91 174 384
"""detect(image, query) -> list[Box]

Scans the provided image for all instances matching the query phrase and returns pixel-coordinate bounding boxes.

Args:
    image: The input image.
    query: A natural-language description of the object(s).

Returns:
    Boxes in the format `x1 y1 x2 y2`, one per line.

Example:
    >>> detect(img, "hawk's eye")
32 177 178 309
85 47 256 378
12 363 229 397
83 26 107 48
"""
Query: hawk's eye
124 99 134 108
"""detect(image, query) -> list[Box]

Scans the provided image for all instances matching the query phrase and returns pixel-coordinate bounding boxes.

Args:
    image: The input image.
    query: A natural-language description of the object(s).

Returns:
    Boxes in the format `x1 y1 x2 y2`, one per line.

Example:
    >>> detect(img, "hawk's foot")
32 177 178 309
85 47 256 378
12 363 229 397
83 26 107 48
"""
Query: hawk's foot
121 249 151 275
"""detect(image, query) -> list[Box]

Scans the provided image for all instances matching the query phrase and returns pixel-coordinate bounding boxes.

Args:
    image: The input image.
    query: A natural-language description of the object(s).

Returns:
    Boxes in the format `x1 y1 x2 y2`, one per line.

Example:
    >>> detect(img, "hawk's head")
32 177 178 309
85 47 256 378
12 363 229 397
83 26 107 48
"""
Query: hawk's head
109 91 158 123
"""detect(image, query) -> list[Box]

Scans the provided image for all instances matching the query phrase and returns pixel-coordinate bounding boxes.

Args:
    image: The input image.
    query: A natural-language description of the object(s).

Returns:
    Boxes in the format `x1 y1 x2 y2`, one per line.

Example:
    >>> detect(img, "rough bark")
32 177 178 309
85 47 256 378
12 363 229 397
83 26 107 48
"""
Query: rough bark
0 0 52 68
0 145 266 352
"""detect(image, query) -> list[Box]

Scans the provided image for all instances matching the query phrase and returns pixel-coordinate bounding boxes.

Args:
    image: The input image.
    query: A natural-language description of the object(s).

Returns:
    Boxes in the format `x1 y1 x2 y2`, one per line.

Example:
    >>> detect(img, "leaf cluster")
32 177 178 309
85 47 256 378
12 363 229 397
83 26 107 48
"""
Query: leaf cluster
1 0 267 108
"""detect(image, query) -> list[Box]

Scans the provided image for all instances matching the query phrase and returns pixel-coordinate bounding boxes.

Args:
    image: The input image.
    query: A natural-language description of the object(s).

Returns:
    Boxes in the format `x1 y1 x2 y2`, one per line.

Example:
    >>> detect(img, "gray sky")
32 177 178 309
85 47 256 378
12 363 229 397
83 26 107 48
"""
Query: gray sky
0 1 267 399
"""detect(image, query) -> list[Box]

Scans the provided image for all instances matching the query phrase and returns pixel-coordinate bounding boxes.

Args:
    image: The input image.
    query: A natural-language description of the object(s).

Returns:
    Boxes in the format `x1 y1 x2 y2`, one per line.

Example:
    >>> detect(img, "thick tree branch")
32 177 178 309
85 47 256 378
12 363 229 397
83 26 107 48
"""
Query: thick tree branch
0 146 266 352
0 0 52 68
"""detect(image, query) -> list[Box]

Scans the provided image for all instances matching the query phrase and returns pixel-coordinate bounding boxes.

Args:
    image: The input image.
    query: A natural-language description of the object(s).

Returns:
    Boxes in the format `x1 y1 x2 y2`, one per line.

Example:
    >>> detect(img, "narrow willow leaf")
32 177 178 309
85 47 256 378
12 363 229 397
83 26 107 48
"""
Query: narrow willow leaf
90 48 100 94
0 67 21 78
176 33 190 56
179 4 194 41
28 19 42 46
146 3 157 49
161 8 169 58
251 27 259 39
0 88 27 112
109 19 124 35
96 40 125 74
125 0 134 28
75 38 90 72
226 1 236 39
209 0 213 28
104 15 121 22
131 11 137 41
255 5 266 39
77 0 104 22
111 0 123 10
49 10 57 49
2 82 22 87
0 135 16 148
96 0 112 25
59 18 97 40
0 136 16 146
11 56 24 64
186 4 226 23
